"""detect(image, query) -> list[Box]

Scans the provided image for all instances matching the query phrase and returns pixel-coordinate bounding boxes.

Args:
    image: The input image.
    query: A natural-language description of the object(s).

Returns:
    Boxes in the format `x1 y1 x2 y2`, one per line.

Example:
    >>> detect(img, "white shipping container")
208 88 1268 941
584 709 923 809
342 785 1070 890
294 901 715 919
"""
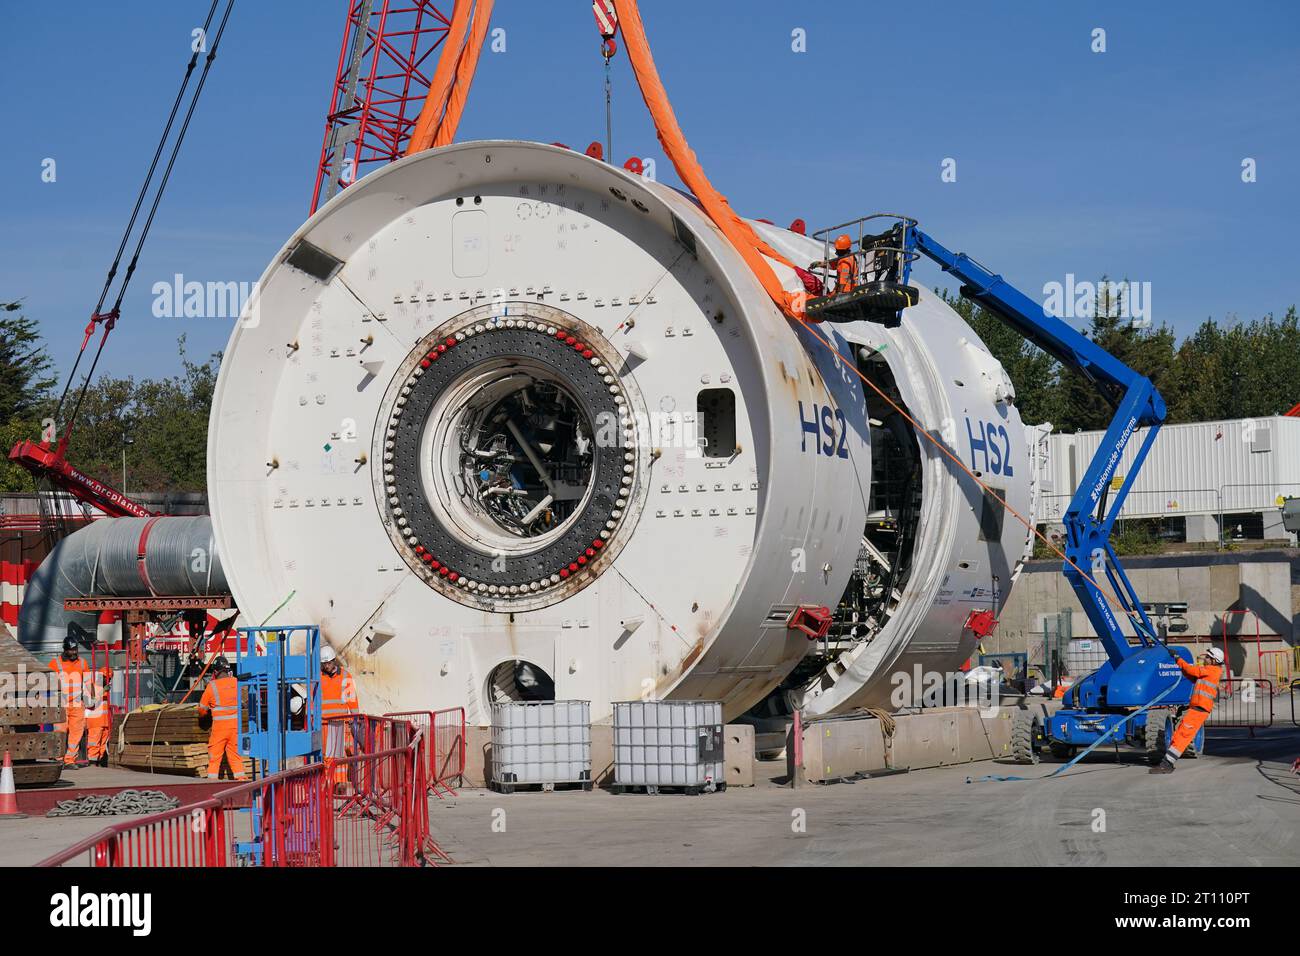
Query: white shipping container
490 700 591 788
613 700 725 790
1041 416 1300 521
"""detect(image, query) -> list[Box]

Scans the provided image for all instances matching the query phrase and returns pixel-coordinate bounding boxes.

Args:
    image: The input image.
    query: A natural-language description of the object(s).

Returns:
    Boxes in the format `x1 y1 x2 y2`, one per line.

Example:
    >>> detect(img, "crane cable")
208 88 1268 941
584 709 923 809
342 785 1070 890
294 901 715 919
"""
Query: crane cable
57 0 236 442
399 0 1156 641
54 0 222 422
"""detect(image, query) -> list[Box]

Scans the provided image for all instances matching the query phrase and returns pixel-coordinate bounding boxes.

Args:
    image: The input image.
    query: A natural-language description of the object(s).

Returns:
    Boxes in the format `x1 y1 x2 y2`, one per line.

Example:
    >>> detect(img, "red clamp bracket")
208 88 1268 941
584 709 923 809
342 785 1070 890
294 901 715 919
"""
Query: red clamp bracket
787 605 833 641
965 609 999 640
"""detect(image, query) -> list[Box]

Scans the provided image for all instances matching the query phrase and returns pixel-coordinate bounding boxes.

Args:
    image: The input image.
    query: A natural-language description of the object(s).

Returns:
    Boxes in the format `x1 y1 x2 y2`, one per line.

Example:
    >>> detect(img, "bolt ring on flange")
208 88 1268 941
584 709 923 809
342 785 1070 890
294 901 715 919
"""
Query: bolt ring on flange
373 303 641 610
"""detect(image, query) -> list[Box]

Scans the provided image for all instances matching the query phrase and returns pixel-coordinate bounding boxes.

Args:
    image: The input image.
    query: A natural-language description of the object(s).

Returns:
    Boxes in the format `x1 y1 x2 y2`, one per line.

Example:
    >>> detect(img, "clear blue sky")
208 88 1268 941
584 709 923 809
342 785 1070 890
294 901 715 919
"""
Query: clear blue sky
2 0 1297 383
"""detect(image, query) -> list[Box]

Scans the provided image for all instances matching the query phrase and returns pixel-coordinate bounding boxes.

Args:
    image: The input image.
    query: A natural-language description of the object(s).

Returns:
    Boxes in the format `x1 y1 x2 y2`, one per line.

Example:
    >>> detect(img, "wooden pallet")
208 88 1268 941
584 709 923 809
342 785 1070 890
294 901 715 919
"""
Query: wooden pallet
119 743 209 776
0 625 64 787
611 782 728 796
121 705 208 744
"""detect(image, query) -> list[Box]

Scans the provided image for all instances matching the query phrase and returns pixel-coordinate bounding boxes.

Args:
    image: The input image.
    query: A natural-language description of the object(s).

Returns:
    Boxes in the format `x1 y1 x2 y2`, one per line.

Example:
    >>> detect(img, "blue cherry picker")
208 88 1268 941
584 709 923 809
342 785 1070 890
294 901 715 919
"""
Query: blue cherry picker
809 214 1203 764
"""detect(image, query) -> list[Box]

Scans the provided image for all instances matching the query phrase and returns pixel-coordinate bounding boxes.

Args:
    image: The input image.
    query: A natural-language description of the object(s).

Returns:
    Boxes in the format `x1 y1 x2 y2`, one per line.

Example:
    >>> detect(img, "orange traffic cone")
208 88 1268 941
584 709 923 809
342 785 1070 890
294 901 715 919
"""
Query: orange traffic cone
0 751 27 819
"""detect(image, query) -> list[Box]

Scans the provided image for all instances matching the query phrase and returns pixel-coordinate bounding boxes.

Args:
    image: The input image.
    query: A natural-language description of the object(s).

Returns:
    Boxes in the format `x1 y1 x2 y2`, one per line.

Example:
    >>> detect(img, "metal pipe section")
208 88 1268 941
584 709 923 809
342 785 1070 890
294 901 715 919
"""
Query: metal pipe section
17 516 227 657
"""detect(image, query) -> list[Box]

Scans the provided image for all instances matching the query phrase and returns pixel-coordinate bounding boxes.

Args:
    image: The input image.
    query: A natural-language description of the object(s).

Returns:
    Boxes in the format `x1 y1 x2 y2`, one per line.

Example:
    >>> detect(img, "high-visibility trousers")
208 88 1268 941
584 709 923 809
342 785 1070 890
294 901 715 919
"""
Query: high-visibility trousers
54 708 87 765
1167 706 1210 759
85 718 111 762
322 720 352 784
207 724 245 778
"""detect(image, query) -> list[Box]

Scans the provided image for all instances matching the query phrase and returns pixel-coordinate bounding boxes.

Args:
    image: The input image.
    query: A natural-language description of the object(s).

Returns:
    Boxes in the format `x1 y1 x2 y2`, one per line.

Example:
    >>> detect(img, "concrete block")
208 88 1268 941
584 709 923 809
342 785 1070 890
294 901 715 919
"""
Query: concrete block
796 700 1062 782
723 723 754 787
1142 567 1181 604
800 716 889 782
957 707 1014 762
889 711 960 769
1177 565 1210 603
591 721 614 785
1185 514 1219 543
1209 564 1240 611
465 724 490 788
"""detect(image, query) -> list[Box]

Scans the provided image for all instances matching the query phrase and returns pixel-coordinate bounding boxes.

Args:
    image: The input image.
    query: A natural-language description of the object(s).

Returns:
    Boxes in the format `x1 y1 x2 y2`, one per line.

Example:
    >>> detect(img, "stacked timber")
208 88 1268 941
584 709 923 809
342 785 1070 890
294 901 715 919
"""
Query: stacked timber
119 704 210 776
0 624 65 787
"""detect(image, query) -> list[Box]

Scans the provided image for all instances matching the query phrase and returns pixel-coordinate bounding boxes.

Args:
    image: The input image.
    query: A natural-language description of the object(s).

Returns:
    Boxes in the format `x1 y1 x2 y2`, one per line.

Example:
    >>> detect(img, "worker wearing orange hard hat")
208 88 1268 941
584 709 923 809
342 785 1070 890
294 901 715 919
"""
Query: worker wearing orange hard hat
49 638 90 768
82 666 115 766
832 234 858 295
320 645 359 781
1150 646 1224 774
198 657 245 780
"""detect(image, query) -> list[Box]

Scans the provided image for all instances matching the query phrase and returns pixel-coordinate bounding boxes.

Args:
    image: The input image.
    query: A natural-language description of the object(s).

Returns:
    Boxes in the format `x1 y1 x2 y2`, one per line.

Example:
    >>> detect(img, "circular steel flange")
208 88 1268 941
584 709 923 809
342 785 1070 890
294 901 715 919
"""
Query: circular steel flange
373 303 642 611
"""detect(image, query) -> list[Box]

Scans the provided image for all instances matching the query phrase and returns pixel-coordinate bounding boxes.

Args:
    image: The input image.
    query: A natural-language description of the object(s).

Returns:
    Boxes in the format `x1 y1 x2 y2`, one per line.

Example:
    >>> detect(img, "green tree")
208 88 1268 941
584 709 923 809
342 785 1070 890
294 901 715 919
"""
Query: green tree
1043 280 1178 432
0 301 56 491
1164 308 1300 422
0 300 56 419
60 337 219 494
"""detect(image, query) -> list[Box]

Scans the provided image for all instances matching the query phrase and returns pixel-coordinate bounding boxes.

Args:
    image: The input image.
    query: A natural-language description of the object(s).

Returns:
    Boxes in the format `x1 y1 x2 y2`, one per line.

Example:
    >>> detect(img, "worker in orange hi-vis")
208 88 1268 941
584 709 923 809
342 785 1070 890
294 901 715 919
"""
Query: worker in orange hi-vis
1150 646 1225 775
49 638 90 768
320 646 359 780
83 666 115 766
809 234 859 296
831 234 858 294
197 657 245 780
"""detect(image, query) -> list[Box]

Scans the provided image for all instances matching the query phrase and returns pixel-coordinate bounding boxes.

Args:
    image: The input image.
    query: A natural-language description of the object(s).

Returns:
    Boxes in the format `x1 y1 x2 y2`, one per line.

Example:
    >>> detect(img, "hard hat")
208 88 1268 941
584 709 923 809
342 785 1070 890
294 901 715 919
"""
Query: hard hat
211 656 231 672
320 646 337 663
62 637 79 652
834 234 852 252
1204 647 1225 664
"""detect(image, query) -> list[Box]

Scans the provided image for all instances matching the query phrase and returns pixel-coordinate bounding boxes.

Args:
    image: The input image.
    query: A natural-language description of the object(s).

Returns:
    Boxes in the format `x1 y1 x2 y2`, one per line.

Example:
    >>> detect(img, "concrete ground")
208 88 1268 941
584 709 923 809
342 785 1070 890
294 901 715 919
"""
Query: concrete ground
0 766 226 867
3 729 1296 867
429 728 1300 866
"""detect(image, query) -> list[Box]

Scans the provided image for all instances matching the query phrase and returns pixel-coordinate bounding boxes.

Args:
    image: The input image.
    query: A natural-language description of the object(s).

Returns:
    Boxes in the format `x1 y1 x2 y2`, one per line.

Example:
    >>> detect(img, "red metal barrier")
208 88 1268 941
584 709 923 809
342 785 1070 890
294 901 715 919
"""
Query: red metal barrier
36 720 447 867
385 707 465 797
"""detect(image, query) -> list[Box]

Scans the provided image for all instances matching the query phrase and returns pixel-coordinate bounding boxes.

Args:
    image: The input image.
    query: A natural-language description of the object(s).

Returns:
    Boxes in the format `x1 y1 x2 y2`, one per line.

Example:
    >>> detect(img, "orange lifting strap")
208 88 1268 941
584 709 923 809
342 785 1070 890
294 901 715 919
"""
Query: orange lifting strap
406 0 495 153
404 0 804 321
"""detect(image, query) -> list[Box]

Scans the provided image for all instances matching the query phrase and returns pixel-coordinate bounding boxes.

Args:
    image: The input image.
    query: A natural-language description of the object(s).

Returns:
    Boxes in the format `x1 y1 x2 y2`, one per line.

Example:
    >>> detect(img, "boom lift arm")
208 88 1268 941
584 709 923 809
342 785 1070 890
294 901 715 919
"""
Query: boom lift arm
904 225 1167 667
815 217 1194 762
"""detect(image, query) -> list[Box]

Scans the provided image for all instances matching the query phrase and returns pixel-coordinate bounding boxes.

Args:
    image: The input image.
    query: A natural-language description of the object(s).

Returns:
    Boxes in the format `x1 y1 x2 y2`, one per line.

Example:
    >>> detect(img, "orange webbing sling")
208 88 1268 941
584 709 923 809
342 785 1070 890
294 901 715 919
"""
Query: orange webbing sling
403 0 803 320
613 0 805 321
405 0 495 154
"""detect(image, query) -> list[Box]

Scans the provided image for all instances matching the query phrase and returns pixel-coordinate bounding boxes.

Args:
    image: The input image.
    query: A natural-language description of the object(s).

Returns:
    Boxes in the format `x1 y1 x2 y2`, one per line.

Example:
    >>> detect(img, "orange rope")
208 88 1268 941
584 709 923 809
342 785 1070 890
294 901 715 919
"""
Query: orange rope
406 0 474 154
432 0 495 148
613 0 803 321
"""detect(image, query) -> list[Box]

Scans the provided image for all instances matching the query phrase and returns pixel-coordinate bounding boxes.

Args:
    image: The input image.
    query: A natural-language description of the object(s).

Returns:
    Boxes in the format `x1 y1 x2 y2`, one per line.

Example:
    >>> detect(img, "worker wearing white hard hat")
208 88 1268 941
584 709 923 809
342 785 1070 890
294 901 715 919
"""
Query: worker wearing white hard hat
319 644 358 773
1151 646 1225 774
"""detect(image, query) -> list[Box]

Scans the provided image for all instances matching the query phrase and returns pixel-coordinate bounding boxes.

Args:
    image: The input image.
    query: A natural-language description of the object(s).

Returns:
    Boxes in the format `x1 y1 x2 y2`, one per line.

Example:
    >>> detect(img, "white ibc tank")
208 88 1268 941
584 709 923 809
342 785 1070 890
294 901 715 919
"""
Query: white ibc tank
208 141 1032 724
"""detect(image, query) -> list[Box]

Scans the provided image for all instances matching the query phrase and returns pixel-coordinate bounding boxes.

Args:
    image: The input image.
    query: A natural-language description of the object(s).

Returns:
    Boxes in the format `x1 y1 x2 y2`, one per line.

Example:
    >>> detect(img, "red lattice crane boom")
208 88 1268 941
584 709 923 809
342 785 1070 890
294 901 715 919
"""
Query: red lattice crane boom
311 0 454 213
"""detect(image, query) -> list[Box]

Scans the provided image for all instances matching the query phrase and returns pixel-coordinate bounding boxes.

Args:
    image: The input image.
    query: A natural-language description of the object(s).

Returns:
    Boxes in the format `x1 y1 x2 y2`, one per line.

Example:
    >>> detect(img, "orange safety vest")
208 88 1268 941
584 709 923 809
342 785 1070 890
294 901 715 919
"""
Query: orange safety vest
835 254 858 293
199 675 241 724
1177 659 1221 712
84 668 113 723
321 670 359 721
48 657 89 710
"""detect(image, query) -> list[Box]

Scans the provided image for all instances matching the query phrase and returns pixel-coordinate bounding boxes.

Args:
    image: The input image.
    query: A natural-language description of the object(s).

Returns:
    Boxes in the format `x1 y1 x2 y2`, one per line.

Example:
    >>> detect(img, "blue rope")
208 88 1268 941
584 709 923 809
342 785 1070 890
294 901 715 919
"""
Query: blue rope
1046 680 1177 777
965 680 1180 784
